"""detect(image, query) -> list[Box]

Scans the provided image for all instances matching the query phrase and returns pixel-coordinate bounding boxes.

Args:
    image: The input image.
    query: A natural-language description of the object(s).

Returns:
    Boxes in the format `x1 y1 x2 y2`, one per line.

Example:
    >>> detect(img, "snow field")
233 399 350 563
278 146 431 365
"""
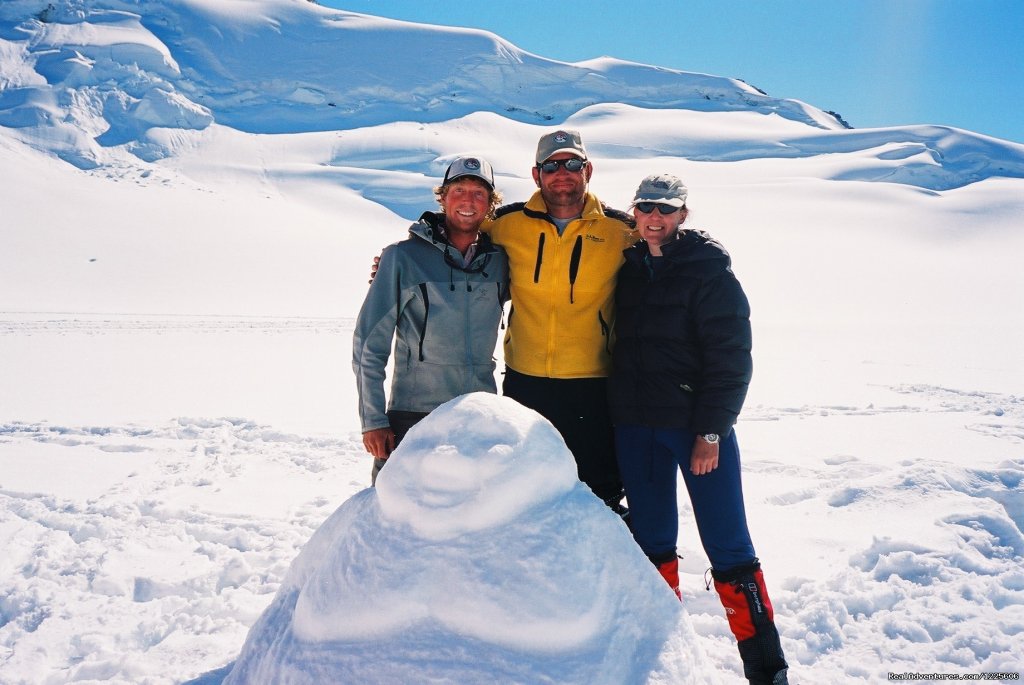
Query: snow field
2 0 1023 681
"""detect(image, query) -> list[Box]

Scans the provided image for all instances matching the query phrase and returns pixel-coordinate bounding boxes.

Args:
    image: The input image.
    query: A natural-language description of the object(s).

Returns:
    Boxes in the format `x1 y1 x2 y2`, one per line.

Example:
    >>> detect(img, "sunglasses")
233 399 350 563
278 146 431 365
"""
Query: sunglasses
634 202 680 215
537 158 587 174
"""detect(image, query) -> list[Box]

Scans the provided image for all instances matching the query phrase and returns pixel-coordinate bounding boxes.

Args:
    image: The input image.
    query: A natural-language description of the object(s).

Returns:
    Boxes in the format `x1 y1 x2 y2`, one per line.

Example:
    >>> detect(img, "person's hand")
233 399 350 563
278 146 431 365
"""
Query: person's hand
362 427 395 459
368 255 380 284
689 436 719 476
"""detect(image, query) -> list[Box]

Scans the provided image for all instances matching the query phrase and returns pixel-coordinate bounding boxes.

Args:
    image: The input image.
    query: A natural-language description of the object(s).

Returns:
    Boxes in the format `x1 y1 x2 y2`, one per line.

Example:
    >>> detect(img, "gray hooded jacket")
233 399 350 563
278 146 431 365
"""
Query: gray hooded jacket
353 212 510 432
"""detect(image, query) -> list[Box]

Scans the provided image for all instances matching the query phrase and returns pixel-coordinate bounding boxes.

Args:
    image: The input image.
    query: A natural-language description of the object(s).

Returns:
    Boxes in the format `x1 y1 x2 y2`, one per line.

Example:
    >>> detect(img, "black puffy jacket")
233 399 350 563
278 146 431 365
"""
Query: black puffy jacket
608 229 752 436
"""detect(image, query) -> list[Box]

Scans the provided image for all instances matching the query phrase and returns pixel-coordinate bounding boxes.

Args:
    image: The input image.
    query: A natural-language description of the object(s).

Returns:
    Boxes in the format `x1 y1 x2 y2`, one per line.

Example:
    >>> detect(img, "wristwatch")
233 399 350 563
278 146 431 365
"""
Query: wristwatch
700 433 720 445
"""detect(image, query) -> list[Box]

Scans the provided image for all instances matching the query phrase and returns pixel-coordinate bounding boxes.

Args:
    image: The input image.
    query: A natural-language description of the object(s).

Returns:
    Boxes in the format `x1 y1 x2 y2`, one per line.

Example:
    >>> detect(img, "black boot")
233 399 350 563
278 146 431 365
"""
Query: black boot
712 559 789 685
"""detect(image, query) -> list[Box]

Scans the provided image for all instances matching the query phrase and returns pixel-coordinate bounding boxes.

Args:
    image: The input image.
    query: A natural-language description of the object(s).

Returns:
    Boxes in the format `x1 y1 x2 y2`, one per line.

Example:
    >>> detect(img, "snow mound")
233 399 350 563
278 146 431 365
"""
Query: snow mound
224 393 715 685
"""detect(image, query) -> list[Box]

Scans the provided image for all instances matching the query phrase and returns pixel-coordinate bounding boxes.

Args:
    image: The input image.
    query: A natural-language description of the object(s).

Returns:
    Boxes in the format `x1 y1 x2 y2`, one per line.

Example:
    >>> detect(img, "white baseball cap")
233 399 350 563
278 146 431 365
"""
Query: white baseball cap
443 156 495 189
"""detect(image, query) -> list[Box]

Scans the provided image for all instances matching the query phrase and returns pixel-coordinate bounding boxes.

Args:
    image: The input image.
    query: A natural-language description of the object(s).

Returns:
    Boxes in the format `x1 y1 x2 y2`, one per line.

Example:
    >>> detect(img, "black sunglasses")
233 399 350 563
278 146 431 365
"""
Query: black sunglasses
634 202 680 215
537 158 587 174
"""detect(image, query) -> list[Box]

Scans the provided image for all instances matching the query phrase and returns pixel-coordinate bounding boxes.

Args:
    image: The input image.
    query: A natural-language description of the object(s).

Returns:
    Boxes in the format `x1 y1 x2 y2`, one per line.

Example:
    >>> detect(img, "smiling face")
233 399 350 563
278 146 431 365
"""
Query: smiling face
632 203 687 255
439 177 492 236
531 153 592 219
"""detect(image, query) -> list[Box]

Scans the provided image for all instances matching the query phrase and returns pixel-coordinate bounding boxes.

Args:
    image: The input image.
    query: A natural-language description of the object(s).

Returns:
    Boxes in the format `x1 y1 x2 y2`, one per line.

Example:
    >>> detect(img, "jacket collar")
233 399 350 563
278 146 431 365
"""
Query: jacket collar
523 190 608 223
625 228 729 269
410 212 499 259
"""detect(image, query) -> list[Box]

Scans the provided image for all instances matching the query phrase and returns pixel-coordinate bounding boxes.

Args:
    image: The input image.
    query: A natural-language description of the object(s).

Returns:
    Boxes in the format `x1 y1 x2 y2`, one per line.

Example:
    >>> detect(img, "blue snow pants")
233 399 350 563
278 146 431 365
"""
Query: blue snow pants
614 424 757 571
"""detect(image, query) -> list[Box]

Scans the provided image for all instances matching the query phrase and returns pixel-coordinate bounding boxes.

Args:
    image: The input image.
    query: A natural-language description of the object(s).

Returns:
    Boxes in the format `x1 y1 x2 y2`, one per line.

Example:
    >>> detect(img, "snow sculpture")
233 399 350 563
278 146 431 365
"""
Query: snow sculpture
225 392 715 684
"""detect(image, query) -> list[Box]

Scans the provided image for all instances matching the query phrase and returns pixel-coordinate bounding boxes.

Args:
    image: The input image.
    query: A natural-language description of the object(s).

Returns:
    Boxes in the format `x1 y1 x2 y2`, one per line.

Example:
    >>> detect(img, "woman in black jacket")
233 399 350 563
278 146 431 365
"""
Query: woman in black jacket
609 174 789 685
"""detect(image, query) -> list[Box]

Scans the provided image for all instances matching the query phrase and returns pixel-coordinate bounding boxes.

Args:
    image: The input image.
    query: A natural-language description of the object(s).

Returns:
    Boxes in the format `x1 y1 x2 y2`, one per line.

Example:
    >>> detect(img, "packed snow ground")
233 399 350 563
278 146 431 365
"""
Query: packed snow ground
2 0 1024 683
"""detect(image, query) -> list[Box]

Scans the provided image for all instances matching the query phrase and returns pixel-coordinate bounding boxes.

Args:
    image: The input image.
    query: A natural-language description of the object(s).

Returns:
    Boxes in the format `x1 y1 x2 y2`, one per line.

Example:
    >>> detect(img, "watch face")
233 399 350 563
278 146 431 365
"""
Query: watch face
703 433 719 444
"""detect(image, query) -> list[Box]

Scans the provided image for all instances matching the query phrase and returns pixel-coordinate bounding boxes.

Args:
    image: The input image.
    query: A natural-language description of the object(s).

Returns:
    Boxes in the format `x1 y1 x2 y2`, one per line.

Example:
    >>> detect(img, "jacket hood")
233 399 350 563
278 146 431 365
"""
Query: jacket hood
409 211 448 246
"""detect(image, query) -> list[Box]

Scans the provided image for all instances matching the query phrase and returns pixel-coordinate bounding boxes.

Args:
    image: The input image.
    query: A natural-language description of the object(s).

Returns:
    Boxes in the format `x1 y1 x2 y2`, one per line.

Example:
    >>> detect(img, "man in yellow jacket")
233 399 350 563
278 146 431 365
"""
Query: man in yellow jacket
488 130 636 514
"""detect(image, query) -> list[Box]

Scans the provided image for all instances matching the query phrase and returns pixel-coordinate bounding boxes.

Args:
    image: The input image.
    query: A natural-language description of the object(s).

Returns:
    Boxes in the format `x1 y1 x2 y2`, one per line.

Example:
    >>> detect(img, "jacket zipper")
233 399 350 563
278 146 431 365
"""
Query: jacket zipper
533 233 545 283
417 282 429 361
568 235 583 304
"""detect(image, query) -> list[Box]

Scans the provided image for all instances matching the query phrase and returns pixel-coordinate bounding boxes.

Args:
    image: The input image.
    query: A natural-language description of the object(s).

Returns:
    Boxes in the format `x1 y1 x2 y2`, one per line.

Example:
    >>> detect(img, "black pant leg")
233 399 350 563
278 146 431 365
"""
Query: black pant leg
503 369 622 502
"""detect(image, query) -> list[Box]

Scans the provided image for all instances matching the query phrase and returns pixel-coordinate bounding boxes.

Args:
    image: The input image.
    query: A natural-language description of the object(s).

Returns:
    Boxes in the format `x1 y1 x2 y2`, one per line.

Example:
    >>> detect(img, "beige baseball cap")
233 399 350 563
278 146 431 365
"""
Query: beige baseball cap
535 129 587 164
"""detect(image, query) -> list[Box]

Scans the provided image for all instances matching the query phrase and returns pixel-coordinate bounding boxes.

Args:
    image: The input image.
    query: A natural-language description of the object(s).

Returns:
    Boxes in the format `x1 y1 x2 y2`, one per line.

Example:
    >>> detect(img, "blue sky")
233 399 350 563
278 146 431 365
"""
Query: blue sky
318 0 1024 144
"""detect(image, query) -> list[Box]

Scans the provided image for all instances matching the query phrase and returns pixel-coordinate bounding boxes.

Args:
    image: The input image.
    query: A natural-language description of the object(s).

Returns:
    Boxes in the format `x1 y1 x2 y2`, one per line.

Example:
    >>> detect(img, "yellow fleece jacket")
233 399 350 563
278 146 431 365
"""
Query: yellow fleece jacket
485 191 636 378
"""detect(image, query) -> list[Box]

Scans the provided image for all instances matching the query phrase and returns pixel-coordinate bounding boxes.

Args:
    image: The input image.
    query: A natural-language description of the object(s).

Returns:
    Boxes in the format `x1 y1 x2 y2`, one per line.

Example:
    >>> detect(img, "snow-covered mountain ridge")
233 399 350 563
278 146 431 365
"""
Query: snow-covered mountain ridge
0 0 834 165
2 0 839 140
3 0 1023 192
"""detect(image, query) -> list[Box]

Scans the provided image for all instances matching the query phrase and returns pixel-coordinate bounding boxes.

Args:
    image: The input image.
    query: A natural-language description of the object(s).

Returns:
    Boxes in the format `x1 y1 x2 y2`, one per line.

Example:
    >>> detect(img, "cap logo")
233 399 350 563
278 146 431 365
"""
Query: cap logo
651 181 669 189
554 132 569 143
464 158 480 170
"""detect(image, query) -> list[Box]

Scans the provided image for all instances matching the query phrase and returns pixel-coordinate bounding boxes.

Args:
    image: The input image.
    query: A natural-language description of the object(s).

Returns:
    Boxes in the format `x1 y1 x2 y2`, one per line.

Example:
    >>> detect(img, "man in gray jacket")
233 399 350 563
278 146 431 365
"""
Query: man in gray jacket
353 156 509 483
